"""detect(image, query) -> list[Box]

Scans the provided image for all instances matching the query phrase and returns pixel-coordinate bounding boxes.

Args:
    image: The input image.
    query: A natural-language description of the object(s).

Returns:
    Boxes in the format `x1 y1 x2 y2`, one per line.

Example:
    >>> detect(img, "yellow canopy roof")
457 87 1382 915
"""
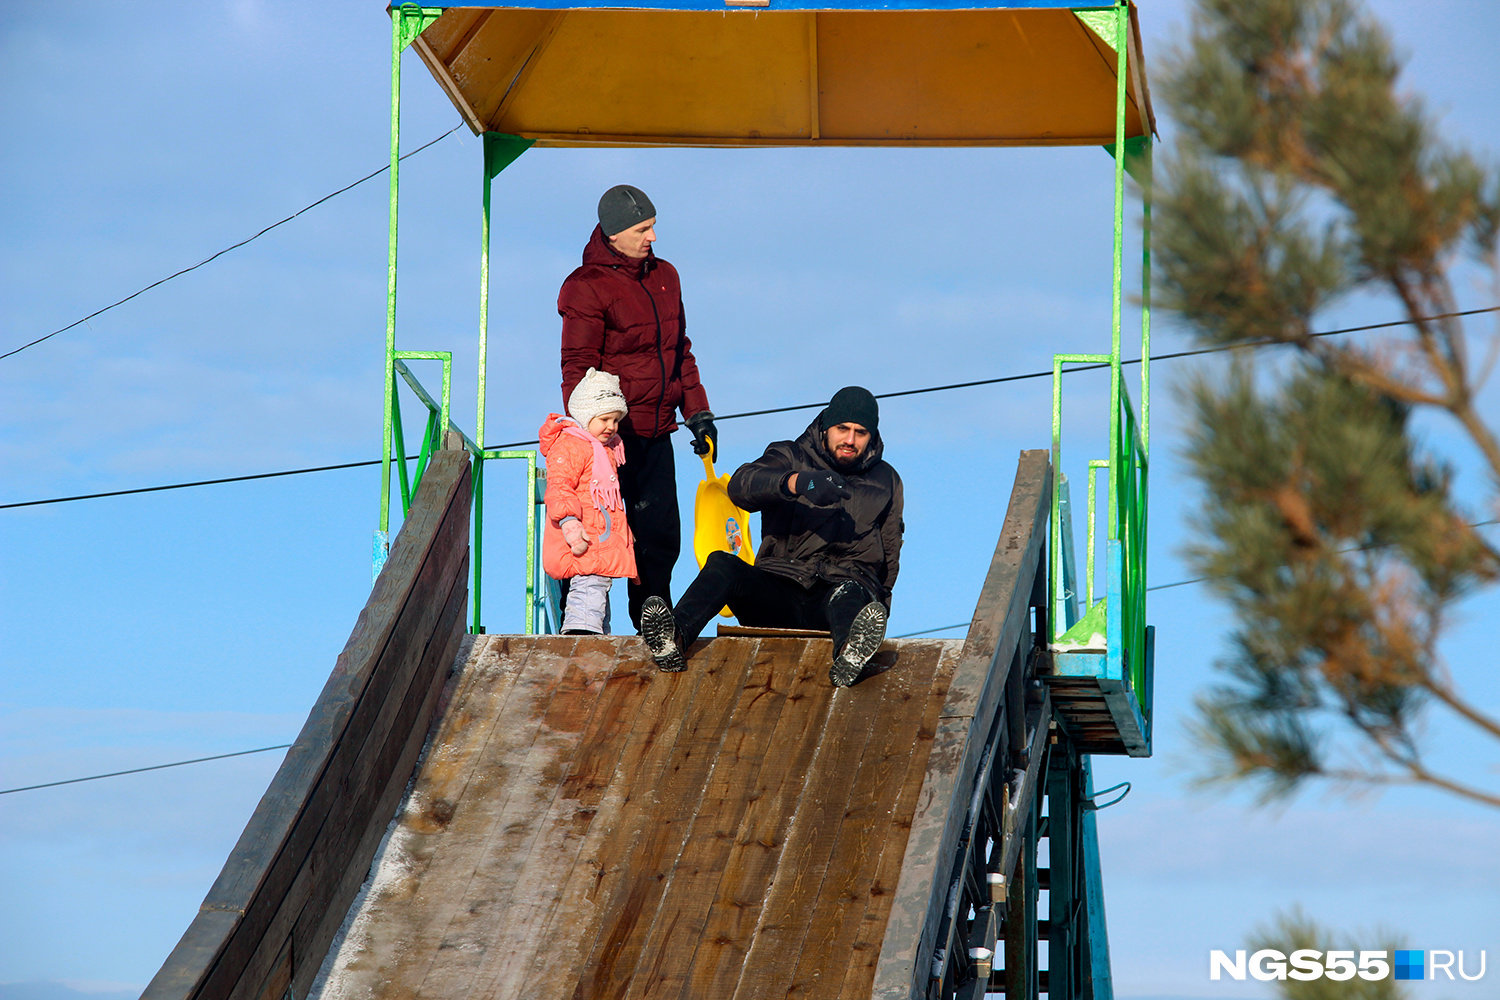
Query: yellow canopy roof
408 4 1154 147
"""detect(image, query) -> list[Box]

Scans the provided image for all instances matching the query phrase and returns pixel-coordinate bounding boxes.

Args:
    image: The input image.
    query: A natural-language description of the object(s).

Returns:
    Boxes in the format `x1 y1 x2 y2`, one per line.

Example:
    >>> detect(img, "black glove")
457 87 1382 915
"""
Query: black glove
685 411 717 461
799 470 849 506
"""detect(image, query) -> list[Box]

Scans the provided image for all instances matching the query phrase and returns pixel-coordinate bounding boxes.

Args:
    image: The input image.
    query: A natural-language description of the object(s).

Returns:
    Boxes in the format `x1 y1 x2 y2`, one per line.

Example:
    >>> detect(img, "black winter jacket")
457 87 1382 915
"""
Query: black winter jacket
728 418 904 606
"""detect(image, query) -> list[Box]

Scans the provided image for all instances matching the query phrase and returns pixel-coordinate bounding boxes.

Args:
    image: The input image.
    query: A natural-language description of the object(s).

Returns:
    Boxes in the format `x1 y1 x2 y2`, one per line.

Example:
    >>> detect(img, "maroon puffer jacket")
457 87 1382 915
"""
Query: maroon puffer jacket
559 225 710 439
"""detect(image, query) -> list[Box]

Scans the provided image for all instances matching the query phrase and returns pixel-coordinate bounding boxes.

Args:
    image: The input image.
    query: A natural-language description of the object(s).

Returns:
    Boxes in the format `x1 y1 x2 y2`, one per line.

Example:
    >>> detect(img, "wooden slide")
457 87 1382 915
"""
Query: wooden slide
311 632 960 999
144 448 1056 1000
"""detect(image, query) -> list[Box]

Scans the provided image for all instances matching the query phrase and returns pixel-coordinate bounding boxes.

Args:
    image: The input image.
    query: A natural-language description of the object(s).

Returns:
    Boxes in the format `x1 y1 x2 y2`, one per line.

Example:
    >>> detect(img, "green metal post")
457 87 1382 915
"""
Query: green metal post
1087 459 1109 606
473 134 533 634
391 383 411 512
472 457 485 633
376 10 403 578
1140 140 1152 453
525 450 537 634
376 6 443 582
1109 0 1128 542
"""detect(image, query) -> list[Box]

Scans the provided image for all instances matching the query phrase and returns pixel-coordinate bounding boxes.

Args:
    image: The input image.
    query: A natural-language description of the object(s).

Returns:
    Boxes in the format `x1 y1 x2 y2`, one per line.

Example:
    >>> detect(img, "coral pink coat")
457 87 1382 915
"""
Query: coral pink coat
539 414 638 581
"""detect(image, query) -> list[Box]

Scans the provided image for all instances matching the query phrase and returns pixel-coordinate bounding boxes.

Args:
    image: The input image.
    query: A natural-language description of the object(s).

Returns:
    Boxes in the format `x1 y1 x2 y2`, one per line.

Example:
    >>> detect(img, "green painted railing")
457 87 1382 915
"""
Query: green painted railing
1049 2 1152 713
375 6 542 635
379 355 543 634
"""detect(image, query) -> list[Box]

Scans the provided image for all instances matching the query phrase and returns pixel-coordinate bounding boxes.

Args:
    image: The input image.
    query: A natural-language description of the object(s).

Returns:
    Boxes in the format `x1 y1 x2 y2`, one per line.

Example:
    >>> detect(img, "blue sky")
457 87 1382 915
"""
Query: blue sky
1 2 1497 997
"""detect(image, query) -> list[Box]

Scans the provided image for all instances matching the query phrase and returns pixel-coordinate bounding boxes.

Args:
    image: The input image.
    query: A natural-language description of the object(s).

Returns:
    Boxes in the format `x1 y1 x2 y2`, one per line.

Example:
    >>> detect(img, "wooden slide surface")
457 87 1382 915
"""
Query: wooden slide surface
312 631 962 1000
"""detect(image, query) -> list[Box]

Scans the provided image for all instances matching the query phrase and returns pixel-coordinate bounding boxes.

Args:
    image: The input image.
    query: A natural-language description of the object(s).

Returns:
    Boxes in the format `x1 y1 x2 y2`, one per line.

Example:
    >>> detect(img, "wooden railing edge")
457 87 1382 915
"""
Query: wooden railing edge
141 450 473 1000
870 449 1051 999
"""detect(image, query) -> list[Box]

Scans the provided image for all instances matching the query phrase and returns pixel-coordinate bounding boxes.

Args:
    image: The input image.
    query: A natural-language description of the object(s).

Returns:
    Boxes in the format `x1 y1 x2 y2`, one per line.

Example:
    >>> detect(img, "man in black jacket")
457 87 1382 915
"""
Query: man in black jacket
640 386 903 687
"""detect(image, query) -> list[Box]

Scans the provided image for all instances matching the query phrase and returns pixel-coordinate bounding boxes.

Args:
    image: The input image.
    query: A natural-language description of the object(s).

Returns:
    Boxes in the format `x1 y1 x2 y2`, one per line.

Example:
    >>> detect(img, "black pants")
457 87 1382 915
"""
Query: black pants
619 430 680 630
674 551 876 652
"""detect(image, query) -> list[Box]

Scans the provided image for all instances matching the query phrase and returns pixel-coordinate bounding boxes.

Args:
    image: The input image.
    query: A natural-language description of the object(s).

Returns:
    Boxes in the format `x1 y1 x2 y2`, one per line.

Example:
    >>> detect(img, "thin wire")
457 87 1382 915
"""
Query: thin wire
476 305 1500 449
0 124 466 362
0 459 383 510
892 623 970 638
0 744 293 795
4 307 1497 509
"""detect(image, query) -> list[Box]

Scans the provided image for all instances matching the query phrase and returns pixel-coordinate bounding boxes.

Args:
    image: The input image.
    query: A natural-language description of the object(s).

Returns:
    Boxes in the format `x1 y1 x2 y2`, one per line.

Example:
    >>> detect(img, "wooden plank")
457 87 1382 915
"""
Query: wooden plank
290 570 473 1000
681 638 836 1000
837 640 962 1000
623 640 786 1000
467 638 654 998
869 450 1050 1000
513 639 720 999
571 639 761 1000
145 451 471 1000
307 634 544 993
666 638 870 995
727 639 883 1000
716 624 831 638
212 530 471 1000
228 550 472 1000
786 640 948 999
404 636 584 997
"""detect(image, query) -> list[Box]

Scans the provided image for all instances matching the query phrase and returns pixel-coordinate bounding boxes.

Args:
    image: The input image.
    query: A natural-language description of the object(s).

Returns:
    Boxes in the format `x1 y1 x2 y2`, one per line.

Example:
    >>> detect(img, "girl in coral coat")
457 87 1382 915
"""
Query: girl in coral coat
540 368 638 635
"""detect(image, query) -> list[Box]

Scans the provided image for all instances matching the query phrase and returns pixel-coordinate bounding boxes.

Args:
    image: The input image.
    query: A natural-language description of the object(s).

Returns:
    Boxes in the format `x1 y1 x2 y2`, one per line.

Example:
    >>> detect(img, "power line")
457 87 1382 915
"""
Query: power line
0 459 383 510
4 307 1497 510
892 623 970 638
0 123 466 363
478 306 1498 446
0 744 293 796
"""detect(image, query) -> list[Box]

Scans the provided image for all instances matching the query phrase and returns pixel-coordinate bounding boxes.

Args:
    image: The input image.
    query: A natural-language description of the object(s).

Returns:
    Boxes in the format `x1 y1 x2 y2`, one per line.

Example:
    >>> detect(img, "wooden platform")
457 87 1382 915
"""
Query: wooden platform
313 632 961 1000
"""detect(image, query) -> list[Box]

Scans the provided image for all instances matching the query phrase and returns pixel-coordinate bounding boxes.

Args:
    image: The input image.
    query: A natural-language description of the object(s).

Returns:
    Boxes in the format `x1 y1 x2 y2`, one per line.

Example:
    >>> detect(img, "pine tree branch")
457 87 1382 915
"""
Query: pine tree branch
1337 719 1500 810
1396 762 1500 810
1419 674 1500 742
1319 764 1500 810
1451 401 1500 487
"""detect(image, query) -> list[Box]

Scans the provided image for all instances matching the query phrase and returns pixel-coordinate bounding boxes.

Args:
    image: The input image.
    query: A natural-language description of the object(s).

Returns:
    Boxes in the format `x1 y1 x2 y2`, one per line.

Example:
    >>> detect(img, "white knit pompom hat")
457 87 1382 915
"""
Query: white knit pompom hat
567 367 628 428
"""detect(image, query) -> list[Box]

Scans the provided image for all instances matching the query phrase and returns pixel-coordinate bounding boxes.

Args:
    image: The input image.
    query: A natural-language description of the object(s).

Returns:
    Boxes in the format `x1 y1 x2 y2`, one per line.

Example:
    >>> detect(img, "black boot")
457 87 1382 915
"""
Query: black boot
830 602 887 687
640 596 687 672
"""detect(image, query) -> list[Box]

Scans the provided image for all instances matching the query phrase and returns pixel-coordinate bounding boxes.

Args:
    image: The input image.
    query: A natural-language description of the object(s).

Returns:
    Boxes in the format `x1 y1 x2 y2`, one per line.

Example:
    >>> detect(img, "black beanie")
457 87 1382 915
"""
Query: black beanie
819 386 879 434
598 184 656 237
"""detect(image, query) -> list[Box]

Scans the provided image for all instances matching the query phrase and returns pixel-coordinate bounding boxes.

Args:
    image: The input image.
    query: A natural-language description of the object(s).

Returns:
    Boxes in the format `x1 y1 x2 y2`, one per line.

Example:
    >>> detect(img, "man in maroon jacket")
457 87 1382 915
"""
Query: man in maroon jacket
558 184 717 630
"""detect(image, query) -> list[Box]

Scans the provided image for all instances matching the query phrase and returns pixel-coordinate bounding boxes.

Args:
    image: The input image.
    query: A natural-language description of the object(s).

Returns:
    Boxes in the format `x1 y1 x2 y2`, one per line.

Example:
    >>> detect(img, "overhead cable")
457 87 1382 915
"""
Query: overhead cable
477 305 1499 447
0 744 293 796
0 124 465 362
3 307 1496 510
892 623 970 638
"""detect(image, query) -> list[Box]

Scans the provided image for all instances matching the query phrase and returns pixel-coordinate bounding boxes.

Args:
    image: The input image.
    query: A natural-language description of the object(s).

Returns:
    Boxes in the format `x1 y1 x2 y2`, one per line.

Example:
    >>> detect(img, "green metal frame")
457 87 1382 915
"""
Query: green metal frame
378 2 1152 670
377 5 541 635
1049 1 1153 723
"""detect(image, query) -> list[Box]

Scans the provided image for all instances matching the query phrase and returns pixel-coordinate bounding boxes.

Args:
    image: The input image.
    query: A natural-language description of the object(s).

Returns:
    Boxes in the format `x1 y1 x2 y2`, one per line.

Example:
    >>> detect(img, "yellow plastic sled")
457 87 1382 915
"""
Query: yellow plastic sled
692 451 754 618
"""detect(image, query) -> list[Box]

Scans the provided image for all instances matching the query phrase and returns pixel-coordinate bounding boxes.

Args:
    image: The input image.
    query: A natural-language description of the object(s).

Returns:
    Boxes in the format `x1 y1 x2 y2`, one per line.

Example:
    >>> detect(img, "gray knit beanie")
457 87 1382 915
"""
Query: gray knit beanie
598 184 656 237
568 368 629 428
